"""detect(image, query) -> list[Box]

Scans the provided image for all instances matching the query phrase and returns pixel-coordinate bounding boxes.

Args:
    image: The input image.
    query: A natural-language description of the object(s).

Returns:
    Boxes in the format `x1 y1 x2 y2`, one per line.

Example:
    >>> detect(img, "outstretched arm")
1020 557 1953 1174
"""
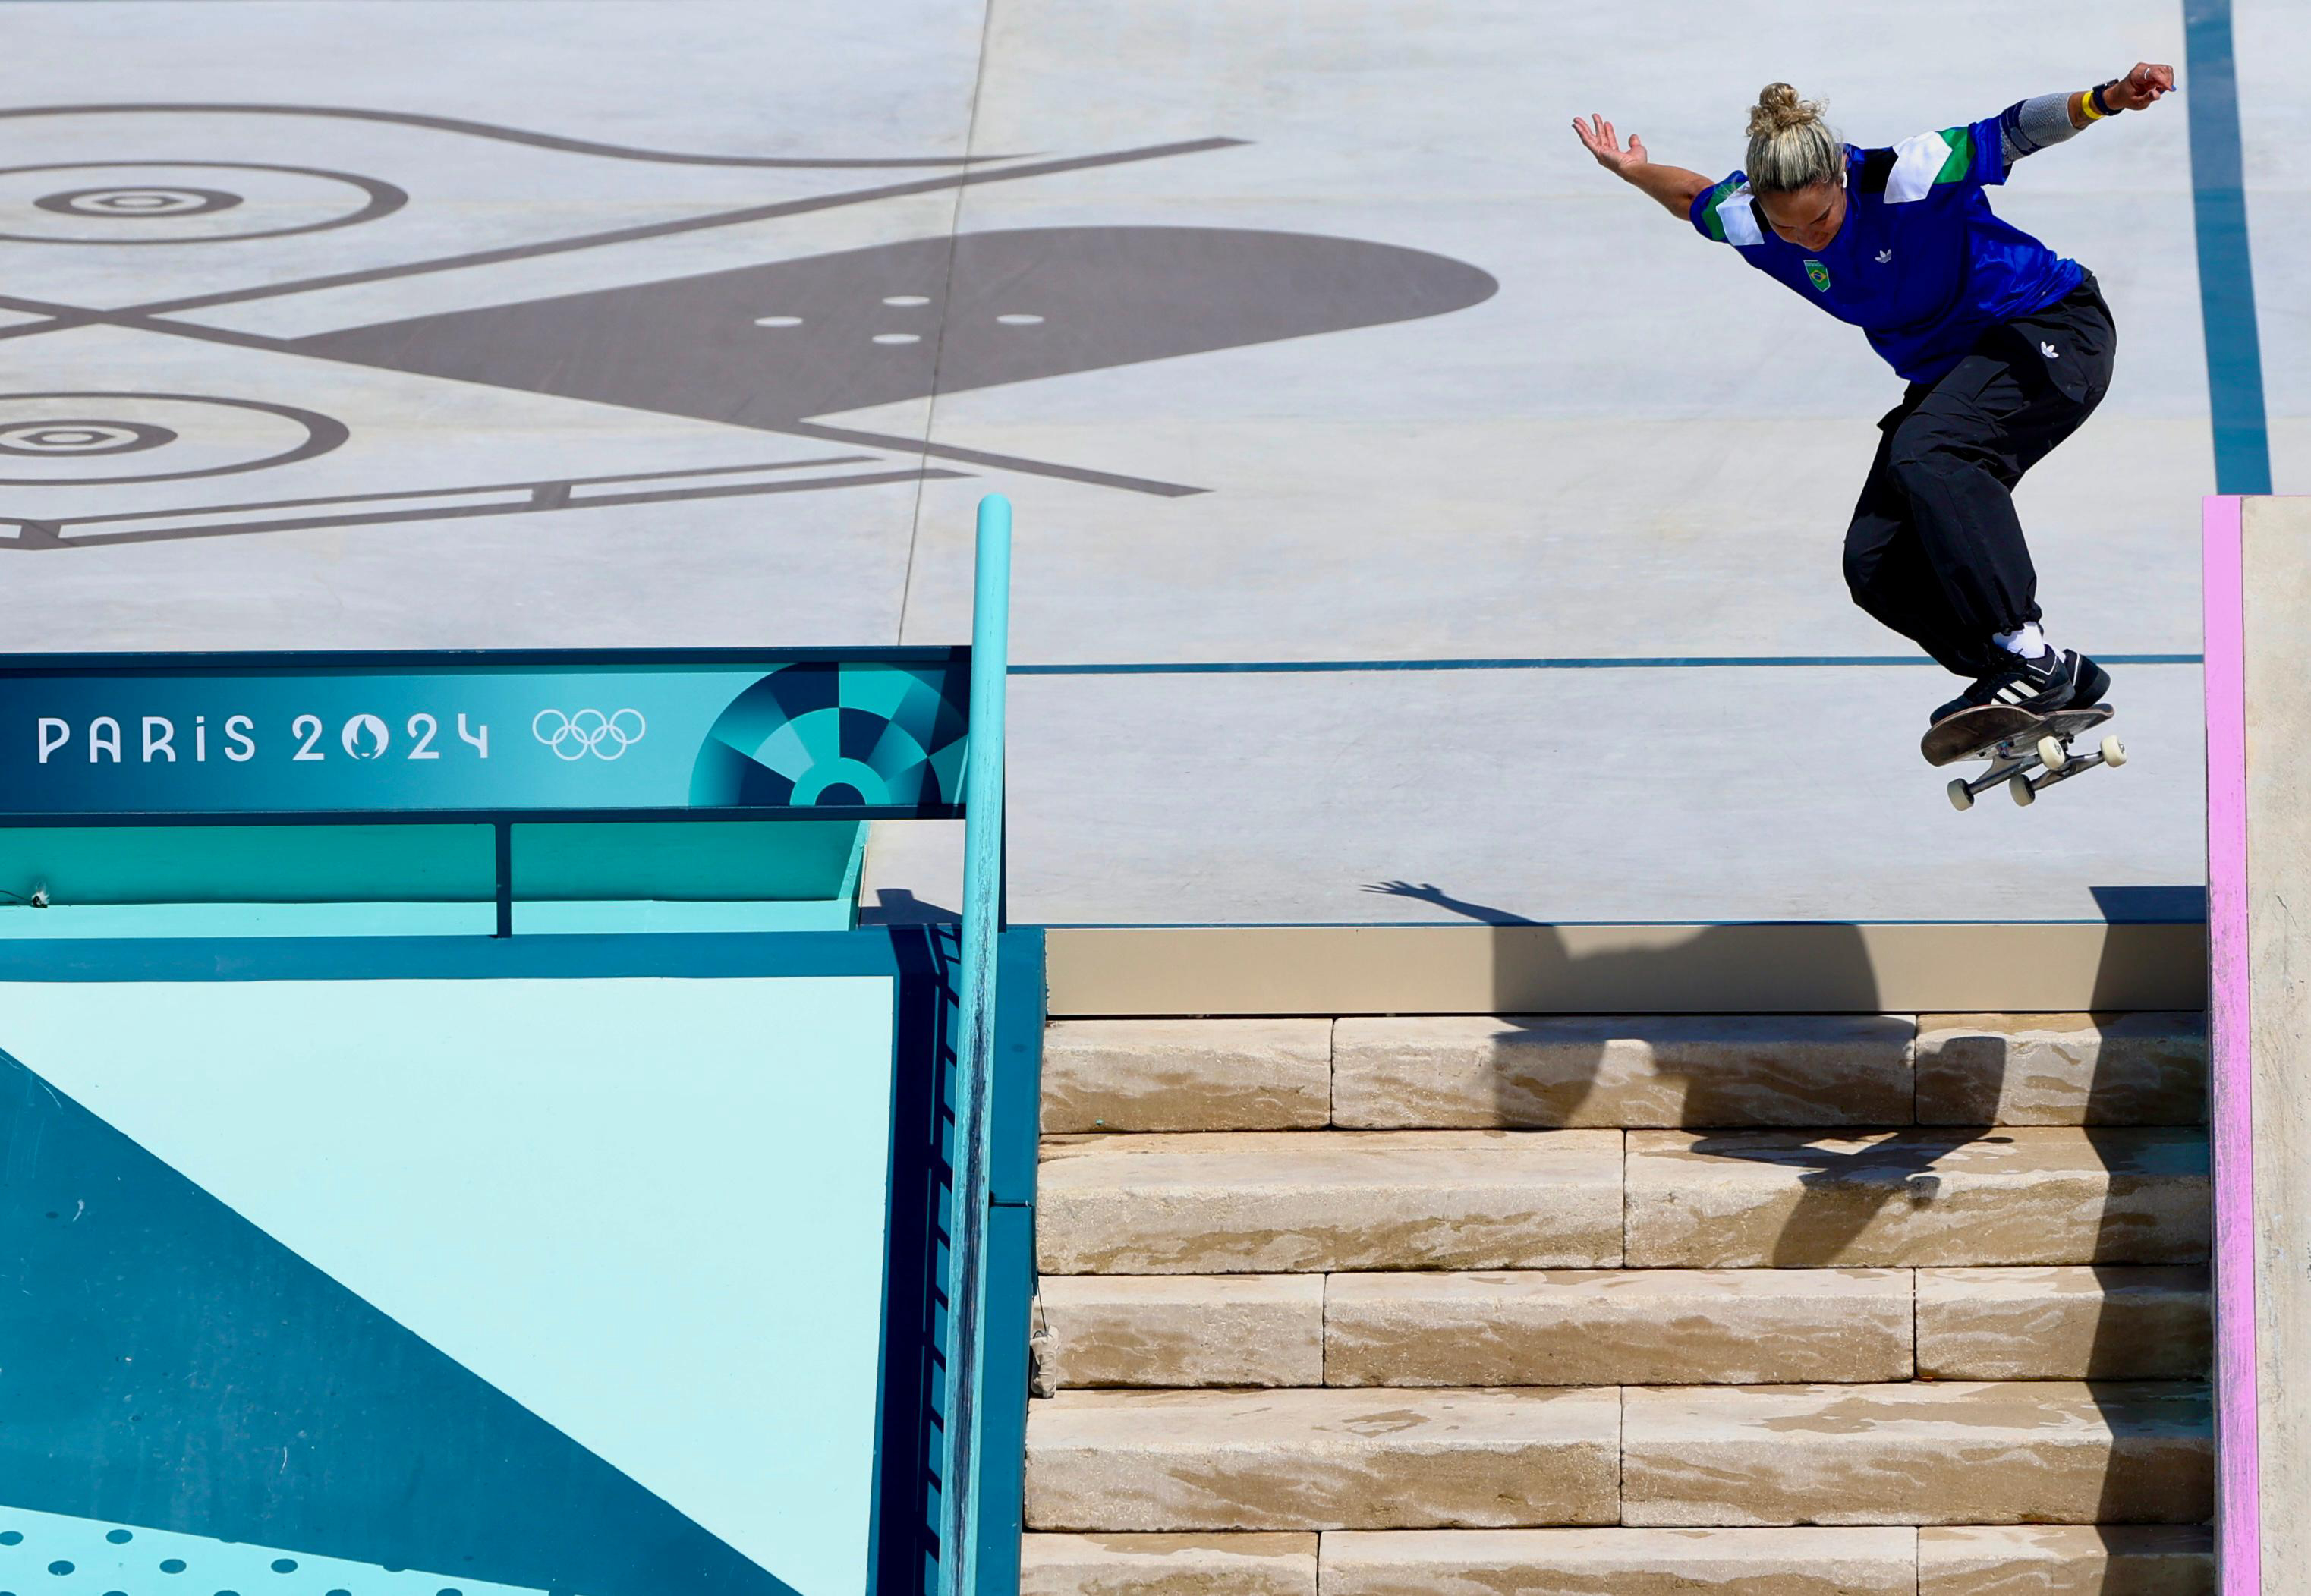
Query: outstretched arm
1572 114 1713 220
1999 61 2175 165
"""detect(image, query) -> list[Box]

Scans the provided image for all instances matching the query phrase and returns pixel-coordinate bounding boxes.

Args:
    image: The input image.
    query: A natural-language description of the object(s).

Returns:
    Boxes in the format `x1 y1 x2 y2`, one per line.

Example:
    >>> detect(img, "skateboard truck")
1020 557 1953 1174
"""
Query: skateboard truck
1947 729 2127 811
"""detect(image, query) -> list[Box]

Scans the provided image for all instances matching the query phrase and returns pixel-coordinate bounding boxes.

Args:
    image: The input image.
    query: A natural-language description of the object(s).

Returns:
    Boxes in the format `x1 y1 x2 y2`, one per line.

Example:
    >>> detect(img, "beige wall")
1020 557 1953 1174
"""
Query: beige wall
2243 495 2311 1587
1044 922 2206 1017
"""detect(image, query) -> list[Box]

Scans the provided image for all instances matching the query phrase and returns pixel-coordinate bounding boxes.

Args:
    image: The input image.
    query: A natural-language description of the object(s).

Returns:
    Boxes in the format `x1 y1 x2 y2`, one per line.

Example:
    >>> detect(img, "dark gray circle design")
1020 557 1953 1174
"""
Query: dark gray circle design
0 162 404 244
0 393 347 485
0 419 177 458
35 185 243 219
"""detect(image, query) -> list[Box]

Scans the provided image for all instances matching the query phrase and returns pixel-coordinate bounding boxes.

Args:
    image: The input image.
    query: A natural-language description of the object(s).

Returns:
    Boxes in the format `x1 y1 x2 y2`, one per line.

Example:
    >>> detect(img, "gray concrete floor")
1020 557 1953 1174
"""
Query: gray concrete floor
0 0 2287 924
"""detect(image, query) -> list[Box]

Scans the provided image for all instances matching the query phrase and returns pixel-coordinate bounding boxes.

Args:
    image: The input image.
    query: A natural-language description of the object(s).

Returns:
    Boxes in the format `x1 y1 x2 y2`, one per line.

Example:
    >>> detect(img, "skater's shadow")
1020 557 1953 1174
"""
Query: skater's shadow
861 887 960 924
1360 877 2209 1524
1361 878 1889 1135
1362 881 1538 927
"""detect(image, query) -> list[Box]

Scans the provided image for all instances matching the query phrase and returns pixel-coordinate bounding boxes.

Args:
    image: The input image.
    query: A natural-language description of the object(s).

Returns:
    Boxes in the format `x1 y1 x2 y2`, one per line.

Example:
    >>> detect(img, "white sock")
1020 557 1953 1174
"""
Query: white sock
1995 622 2050 659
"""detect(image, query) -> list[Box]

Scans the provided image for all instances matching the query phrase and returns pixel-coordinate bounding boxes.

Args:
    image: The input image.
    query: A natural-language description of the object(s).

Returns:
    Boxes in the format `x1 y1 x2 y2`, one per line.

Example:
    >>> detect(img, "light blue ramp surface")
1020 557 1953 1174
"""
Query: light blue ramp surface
0 973 899 1596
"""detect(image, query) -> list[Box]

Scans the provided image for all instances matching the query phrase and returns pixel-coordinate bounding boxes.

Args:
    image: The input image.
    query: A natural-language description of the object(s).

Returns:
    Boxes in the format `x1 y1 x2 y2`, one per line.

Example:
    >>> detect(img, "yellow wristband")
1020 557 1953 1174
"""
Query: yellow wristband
2079 90 2107 121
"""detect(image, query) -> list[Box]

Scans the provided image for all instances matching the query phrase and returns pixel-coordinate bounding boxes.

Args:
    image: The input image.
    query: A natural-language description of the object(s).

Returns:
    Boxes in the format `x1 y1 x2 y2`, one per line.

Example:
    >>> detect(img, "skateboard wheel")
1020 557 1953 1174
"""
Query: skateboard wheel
1947 777 1976 812
2102 734 2127 768
2008 773 2036 807
2036 735 2067 773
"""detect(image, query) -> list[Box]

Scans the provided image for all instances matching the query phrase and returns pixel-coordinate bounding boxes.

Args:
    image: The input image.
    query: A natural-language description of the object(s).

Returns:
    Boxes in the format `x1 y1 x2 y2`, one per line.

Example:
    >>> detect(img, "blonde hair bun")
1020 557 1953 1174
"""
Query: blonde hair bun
1743 82 1842 194
1747 83 1826 139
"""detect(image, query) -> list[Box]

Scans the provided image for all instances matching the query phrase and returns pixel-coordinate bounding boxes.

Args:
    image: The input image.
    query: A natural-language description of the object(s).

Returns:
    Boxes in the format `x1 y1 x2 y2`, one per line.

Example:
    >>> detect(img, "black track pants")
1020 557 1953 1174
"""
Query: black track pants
1843 272 2114 678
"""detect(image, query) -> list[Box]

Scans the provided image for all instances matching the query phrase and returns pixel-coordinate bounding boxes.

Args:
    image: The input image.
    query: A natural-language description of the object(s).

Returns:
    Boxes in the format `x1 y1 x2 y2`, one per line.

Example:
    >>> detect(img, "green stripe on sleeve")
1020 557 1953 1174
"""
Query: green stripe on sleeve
1699 181 1731 241
1933 126 1975 184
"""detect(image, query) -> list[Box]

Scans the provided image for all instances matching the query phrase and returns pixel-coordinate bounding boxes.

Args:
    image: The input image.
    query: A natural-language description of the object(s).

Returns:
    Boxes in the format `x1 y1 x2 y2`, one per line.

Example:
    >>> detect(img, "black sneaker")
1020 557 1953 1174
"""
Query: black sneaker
2067 652 2112 706
1929 647 2108 726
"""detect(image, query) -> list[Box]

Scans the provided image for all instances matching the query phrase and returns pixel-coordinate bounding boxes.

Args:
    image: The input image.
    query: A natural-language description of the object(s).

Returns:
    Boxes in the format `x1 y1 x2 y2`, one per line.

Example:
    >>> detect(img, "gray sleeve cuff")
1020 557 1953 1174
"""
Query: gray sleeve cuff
1998 93 2084 165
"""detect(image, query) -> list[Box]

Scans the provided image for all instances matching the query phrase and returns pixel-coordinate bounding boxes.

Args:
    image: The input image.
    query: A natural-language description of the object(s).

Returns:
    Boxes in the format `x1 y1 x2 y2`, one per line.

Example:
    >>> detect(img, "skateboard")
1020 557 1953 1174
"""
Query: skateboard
1922 702 2126 811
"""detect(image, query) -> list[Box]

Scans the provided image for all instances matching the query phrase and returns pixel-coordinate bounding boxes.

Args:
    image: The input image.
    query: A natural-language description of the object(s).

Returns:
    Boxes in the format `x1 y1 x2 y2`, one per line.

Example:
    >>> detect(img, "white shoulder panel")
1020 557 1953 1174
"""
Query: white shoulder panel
1885 130 1952 203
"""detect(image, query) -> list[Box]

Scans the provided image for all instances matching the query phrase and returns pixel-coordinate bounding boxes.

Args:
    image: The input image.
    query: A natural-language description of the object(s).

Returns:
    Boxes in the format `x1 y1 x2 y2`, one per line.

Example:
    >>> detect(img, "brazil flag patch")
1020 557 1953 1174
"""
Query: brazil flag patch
1804 259 1831 292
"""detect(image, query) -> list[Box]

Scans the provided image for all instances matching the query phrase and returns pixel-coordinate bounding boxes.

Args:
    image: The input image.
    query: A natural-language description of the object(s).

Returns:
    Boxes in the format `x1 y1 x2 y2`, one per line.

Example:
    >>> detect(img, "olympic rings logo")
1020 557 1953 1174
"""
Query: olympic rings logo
532 707 647 760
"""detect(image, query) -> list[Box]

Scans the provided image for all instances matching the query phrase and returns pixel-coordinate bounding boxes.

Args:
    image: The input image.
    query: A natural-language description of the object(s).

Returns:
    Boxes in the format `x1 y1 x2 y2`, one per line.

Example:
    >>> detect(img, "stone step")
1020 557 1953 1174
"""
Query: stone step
1917 1267 2212 1380
1916 1012 2207 1126
1320 1528 1918 1595
1021 1533 1317 1596
1332 1014 1914 1129
1917 1525 2214 1594
1623 1128 2209 1267
1012 1525 2218 1594
1042 1019 1333 1133
1024 1387 1620 1532
1324 1269 1911 1387
1037 1131 1623 1275
1038 1275 1324 1389
1622 1381 2212 1527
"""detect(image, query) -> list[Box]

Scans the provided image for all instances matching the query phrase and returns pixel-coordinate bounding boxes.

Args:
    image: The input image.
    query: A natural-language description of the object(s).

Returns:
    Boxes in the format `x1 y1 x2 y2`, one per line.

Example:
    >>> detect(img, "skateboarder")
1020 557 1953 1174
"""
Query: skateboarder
1573 66 2174 726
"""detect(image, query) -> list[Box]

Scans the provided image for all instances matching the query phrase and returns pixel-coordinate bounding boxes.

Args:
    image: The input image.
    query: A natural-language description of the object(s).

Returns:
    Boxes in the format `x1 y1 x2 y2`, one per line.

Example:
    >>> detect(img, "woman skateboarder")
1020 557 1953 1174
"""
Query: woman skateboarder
1573 66 2174 726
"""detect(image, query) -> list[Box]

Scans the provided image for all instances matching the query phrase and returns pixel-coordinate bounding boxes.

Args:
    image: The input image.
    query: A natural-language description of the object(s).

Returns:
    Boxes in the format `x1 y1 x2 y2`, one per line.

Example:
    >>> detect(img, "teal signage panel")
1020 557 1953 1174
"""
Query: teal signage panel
0 649 971 820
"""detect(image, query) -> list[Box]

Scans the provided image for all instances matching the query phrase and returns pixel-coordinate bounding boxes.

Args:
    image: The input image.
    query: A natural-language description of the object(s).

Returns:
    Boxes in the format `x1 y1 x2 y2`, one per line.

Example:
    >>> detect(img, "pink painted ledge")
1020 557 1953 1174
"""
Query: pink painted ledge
2204 493 2258 1594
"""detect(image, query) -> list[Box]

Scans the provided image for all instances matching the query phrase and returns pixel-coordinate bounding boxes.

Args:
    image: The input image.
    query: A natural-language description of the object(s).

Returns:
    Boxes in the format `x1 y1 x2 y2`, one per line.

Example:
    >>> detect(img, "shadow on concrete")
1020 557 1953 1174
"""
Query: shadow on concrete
2081 882 2215 1522
1362 877 1885 1129
1362 877 2212 1528
862 886 961 924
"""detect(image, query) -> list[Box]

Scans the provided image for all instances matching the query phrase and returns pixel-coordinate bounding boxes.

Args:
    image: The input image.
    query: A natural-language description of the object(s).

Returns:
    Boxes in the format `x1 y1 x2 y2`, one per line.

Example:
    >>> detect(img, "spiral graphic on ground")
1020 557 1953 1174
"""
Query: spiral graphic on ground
0 393 347 485
0 161 404 243
34 186 243 219
0 420 178 458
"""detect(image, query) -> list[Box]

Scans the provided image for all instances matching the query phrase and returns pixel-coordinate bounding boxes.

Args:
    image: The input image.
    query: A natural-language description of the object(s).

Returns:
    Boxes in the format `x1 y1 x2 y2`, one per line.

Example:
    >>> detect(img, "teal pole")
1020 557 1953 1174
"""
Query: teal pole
941 493 1010 1594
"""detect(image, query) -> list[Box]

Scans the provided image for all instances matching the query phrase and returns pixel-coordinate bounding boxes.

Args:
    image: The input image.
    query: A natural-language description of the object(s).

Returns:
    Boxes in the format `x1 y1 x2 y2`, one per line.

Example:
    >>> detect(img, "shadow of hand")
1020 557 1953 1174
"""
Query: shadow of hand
1362 880 1450 905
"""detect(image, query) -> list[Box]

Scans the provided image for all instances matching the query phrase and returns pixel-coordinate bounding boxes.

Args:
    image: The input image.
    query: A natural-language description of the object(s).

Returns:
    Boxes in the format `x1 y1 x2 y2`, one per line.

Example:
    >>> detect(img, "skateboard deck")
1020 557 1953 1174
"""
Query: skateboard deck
1922 702 2124 811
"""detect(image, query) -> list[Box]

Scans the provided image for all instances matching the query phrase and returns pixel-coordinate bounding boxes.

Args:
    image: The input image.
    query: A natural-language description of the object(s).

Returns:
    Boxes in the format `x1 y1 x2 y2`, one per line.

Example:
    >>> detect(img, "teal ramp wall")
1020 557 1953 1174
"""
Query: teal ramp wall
0 820 869 939
0 932 951 1596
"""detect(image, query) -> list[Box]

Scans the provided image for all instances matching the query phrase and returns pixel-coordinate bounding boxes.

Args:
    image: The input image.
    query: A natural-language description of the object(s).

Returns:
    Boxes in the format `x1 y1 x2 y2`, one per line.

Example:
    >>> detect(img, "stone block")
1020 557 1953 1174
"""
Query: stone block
1916 1525 2212 1594
1021 1532 1318 1596
1916 1267 2210 1380
1324 1268 1912 1387
1623 1129 2209 1267
1025 1387 1620 1532
1916 1013 2206 1126
1039 1131 1624 1274
1320 1527 1918 1594
1622 1381 2212 1526
1044 1019 1333 1133
1039 1275 1325 1388
1332 1014 1913 1128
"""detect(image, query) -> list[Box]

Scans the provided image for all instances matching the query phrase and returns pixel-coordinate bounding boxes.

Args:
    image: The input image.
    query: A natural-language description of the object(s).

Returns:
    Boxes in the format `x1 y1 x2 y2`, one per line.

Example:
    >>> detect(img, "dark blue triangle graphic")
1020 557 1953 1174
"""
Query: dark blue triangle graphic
0 1053 803 1596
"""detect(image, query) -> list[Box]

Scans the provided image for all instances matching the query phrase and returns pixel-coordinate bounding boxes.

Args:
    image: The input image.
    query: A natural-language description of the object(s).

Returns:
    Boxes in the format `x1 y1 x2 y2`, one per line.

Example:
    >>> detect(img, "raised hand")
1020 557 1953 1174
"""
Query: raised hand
1572 114 1649 178
2106 62 2176 111
1571 114 1712 220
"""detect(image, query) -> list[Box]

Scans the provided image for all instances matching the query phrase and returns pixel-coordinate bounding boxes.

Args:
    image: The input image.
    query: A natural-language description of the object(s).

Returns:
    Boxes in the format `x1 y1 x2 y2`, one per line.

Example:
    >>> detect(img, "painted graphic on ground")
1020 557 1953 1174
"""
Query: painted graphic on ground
0 105 1497 549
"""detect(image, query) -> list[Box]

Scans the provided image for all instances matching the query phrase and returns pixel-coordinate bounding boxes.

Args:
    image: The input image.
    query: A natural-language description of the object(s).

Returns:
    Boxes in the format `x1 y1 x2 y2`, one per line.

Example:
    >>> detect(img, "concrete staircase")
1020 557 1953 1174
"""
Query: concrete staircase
1022 1013 2212 1594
